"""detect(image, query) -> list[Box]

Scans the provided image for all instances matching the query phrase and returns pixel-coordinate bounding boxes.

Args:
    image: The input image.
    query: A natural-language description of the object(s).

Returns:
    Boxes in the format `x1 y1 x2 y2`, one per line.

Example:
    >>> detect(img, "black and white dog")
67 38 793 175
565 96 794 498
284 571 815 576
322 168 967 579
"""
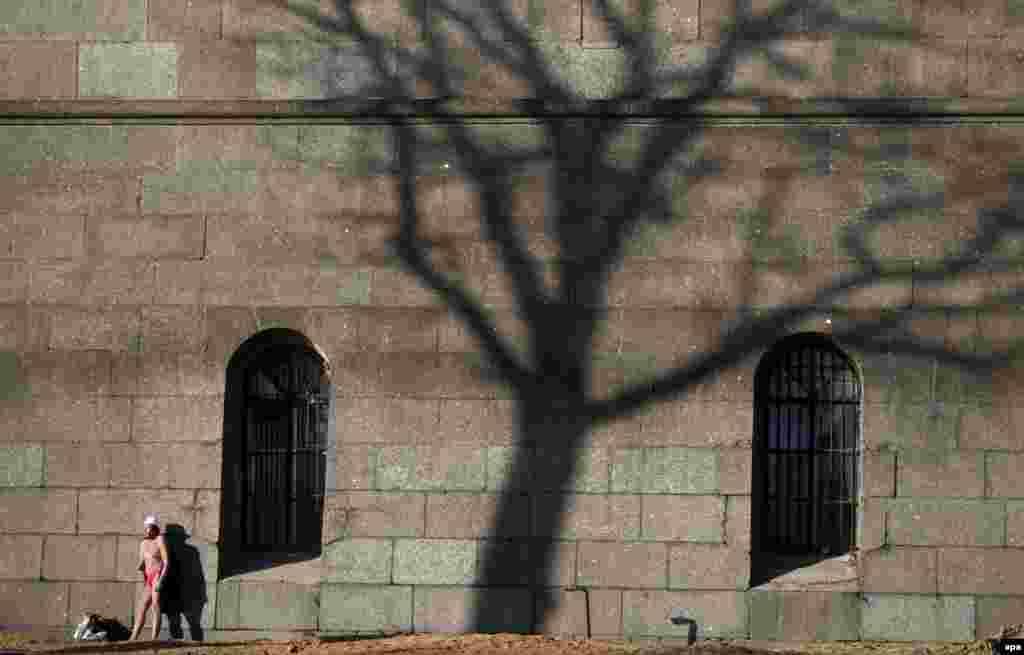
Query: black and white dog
72 613 131 642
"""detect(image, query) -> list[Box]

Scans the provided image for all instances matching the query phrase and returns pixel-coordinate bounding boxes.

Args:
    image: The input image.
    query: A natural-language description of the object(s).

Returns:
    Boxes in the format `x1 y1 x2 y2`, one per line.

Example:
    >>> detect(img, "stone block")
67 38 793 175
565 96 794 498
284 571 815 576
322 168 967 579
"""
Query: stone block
1009 499 1024 546
749 591 860 641
0 445 43 487
132 397 223 443
230 582 318 629
413 587 532 633
393 539 477 585
87 215 204 260
534 493 641 540
147 0 223 39
987 452 1024 498
426 493 529 539
668 544 749 590
43 535 117 581
322 539 393 584
577 542 667 588
861 547 937 593
0 306 27 352
583 0 697 47
140 305 205 353
31 260 155 306
0 0 145 40
375 352 446 397
475 539 577 587
968 37 1024 97
0 581 71 626
323 492 425 540
43 440 110 487
622 590 747 638
718 448 752 495
863 402 957 452
886 498 1005 546
107 443 171 488
223 0 334 39
136 352 223 396
70 581 135 625
527 446 610 494
897 450 984 498
168 443 222 489
332 445 377 491
335 397 439 444
977 596 1024 639
611 447 718 494
725 495 751 547
370 268 446 308
540 588 622 638
0 42 76 98
79 43 178 98
641 495 724 542
864 452 895 497
153 260 203 306
938 548 1024 594
0 534 43 579
861 594 975 641
46 307 141 352
20 350 114 397
377 445 485 491
115 536 141 582
636 401 754 448
0 489 76 534
426 383 506 437
77 489 195 535
142 165 263 216
485 446 519 492
319 584 412 632
194 490 221 544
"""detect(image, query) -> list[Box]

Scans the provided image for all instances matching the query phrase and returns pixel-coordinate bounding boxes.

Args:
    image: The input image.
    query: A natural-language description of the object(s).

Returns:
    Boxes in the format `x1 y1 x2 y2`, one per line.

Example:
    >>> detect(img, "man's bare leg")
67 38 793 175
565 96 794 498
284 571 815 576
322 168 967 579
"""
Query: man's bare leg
130 591 151 640
150 591 162 640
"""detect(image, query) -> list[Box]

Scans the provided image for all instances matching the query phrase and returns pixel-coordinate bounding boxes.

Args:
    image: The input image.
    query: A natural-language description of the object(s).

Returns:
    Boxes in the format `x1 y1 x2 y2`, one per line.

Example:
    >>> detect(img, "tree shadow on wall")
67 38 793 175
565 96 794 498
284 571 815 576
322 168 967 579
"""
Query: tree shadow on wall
267 0 1024 634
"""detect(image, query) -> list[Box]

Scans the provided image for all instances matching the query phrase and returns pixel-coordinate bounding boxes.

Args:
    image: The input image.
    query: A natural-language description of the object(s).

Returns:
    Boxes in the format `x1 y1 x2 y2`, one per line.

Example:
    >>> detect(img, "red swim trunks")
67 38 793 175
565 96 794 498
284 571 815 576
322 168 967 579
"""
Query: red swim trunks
144 564 163 590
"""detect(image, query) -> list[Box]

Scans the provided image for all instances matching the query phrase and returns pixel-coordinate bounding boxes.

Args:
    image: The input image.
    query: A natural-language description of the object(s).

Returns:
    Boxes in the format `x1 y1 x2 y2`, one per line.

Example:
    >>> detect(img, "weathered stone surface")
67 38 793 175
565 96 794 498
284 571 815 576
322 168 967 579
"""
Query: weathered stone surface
668 544 749 590
0 0 145 40
335 397 439 444
319 584 412 632
426 493 529 538
718 448 752 495
641 495 724 542
584 0 697 47
322 539 393 583
475 540 577 587
393 539 477 585
323 492 425 540
938 547 1024 594
977 596 1024 640
0 489 76 534
194 490 221 544
535 493 640 540
0 581 71 626
136 352 223 396
413 587 532 633
79 44 178 98
611 447 718 494
377 445 485 491
31 260 155 307
77 489 195 535
578 542 667 588
0 445 43 487
622 590 747 638
147 0 223 40
861 594 974 641
886 498 1006 546
0 534 43 579
987 452 1024 498
861 547 937 593
87 215 204 260
0 42 76 98
864 452 895 497
750 591 860 641
43 535 117 581
541 588 622 638
628 401 754 448
46 307 141 352
725 495 751 547
226 582 318 629
897 450 984 498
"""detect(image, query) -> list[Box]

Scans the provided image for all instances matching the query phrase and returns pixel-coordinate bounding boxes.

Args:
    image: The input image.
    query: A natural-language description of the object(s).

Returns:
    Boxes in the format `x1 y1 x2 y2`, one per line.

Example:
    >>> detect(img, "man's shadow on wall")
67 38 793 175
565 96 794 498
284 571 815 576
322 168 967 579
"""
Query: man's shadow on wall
161 524 207 641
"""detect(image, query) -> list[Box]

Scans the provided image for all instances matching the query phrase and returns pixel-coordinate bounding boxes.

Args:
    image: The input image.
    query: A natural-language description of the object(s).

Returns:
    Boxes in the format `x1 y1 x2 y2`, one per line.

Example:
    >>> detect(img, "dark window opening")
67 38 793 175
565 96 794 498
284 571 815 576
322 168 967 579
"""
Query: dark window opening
751 333 861 586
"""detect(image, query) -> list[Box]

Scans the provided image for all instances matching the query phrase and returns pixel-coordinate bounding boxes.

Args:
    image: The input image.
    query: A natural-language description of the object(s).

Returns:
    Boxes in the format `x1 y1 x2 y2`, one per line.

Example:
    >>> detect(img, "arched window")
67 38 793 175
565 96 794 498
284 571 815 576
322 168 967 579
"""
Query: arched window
220 329 333 576
751 333 861 578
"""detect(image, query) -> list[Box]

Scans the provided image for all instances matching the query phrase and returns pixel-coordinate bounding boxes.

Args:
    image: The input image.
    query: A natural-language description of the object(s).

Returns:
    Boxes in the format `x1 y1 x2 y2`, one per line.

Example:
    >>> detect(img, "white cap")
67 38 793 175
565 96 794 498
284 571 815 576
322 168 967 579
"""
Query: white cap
143 515 159 527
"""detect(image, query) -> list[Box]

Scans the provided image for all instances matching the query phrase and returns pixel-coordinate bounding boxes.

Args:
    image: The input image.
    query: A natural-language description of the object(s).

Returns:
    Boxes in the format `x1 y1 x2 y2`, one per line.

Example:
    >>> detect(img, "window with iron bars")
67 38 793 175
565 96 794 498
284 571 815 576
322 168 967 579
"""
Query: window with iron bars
241 344 329 553
752 333 861 559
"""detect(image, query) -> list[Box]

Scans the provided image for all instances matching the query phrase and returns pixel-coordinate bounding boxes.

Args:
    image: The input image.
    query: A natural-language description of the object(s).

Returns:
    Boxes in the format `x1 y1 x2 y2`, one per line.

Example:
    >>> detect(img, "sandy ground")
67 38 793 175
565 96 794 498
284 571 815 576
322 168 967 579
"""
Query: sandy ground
0 631 1009 655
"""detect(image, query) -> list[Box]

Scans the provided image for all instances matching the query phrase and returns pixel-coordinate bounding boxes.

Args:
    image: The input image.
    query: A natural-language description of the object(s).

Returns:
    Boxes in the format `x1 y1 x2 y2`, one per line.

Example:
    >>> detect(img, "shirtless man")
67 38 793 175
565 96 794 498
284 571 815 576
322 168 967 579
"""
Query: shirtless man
129 515 170 640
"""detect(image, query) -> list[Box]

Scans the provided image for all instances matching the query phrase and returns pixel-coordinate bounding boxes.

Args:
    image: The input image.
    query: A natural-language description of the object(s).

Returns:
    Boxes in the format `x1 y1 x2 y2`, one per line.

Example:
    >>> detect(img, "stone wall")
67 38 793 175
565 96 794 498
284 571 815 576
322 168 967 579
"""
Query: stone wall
1 0 1024 644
